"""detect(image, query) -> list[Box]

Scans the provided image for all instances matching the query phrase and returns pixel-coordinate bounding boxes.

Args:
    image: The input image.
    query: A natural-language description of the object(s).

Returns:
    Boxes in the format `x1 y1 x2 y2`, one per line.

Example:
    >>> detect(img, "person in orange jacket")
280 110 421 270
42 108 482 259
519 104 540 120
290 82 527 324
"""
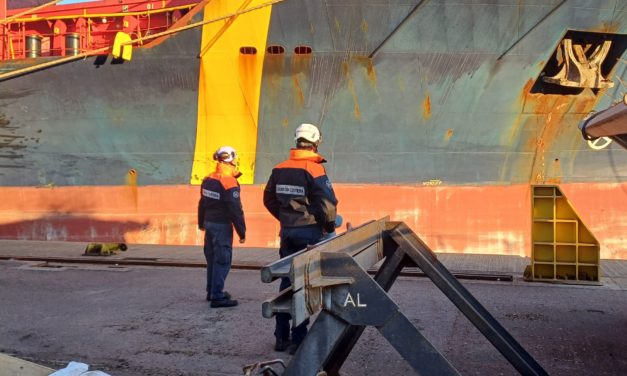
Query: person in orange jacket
263 123 338 354
198 146 246 308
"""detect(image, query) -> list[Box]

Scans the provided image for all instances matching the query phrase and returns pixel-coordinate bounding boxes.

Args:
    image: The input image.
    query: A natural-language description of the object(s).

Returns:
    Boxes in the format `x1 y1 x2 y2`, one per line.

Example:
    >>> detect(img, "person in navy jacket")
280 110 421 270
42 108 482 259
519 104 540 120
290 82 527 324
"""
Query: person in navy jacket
264 123 338 353
198 146 246 308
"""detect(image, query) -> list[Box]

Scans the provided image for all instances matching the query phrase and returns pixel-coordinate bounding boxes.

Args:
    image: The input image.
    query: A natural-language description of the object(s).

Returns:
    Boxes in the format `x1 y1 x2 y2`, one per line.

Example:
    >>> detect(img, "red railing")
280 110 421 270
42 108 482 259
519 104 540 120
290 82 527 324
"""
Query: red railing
1 0 195 61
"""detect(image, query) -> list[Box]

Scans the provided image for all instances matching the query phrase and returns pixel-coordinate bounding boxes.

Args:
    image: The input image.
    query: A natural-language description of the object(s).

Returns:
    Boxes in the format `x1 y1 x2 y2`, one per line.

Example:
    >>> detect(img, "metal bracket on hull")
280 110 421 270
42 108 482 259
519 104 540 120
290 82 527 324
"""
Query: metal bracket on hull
543 38 614 89
259 218 548 376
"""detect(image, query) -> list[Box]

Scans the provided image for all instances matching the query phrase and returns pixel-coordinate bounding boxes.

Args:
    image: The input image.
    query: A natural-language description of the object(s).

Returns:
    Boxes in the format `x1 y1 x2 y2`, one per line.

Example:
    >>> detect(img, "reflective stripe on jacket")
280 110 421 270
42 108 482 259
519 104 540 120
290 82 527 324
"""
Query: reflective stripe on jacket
198 162 246 239
263 148 338 232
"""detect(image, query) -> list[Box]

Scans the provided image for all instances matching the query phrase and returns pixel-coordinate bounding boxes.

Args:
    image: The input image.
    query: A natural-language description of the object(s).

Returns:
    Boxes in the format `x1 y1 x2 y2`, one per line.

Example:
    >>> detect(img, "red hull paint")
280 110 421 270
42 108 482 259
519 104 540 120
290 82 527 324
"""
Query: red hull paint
0 183 624 259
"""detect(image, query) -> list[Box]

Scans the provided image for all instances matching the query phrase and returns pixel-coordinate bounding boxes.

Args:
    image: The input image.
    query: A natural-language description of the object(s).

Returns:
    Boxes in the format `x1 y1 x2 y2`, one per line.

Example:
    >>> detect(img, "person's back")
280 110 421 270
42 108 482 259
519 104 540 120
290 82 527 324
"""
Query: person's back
264 148 337 231
200 162 244 227
263 123 338 354
198 146 245 308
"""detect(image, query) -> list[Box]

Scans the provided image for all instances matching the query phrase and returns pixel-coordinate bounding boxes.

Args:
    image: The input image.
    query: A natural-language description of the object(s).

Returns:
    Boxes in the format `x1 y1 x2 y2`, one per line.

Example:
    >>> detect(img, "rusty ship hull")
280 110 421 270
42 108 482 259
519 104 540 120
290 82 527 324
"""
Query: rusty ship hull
0 0 626 259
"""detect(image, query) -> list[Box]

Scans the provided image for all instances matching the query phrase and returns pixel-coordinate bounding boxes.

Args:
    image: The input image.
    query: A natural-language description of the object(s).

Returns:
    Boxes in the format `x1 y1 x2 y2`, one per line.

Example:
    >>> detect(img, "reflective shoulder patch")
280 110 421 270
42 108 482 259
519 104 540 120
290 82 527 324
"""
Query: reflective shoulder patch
202 189 220 200
276 184 305 195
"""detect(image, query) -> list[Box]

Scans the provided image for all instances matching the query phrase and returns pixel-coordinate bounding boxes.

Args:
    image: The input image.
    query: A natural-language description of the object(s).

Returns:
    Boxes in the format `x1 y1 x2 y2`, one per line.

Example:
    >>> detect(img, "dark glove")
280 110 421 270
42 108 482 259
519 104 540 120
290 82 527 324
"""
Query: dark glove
324 221 336 234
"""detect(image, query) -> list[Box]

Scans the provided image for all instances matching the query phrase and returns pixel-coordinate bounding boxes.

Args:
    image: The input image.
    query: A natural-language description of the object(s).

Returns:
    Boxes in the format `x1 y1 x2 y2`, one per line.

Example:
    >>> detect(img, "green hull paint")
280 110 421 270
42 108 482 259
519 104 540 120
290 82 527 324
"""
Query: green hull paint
0 0 626 187
255 0 627 185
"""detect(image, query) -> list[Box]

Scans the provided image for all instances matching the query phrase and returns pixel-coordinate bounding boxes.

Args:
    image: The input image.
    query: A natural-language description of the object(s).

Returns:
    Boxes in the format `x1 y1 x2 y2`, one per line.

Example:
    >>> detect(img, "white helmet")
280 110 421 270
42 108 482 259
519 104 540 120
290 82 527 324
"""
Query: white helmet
294 123 321 144
213 146 237 163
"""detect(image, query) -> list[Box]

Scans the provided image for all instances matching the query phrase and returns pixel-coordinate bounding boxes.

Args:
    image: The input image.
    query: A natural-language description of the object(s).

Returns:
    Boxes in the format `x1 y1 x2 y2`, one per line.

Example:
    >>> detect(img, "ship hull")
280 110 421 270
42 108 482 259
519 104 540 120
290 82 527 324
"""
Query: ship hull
0 182 625 259
1 0 626 259
0 25 202 186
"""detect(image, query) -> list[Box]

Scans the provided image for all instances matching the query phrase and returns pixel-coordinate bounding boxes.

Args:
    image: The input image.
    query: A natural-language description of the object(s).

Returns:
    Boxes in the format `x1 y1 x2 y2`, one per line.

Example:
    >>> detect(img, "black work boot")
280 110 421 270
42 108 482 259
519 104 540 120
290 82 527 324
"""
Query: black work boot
274 338 290 352
207 291 231 302
210 298 238 308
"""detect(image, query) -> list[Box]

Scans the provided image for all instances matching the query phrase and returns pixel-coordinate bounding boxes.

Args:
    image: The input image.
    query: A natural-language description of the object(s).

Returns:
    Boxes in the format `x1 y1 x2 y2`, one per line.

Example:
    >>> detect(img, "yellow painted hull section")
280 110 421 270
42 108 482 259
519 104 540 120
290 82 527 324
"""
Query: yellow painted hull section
190 0 272 185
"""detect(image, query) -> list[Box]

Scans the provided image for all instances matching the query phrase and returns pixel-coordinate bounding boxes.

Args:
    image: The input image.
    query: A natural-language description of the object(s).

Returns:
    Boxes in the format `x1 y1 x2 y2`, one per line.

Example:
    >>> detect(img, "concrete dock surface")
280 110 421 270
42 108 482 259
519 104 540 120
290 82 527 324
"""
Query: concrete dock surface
1 239 626 289
1 240 626 375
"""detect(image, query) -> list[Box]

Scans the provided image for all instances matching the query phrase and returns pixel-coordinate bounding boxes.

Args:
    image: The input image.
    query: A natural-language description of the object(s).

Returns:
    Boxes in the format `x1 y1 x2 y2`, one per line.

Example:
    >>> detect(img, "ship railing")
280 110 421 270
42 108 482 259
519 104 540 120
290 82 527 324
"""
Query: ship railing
1 4 189 61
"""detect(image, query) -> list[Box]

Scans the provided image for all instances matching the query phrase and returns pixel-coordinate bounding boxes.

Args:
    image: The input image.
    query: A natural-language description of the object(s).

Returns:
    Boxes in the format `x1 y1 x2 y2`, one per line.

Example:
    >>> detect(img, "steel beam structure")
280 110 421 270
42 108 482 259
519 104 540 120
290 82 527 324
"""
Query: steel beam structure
260 218 548 376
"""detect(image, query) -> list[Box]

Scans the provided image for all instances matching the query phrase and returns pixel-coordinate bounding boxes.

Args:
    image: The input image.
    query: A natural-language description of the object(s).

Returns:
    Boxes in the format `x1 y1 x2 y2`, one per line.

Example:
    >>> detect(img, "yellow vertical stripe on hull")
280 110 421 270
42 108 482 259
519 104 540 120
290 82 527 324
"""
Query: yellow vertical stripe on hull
190 0 272 185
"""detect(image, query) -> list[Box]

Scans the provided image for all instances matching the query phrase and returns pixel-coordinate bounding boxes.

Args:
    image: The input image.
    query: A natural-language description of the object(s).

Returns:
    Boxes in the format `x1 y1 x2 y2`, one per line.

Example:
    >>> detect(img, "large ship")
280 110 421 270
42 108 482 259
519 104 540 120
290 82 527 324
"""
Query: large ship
1 0 626 259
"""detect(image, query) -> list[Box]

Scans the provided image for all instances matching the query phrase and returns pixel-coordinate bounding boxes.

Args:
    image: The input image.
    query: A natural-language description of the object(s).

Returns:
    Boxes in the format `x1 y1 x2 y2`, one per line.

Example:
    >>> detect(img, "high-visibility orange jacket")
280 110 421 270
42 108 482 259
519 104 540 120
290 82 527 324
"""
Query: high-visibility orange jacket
263 148 338 232
198 162 246 239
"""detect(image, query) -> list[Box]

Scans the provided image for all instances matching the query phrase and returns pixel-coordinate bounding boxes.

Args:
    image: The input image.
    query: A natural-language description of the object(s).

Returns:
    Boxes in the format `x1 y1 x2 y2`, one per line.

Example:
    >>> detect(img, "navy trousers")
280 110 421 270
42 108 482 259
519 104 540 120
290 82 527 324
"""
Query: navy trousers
275 225 323 344
203 221 233 300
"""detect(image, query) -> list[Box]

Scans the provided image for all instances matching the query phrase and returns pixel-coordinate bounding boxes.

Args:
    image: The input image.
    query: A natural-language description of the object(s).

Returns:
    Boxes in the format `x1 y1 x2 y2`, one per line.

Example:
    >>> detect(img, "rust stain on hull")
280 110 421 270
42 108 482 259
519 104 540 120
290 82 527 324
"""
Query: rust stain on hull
342 60 362 121
423 94 431 120
366 59 377 86
545 158 563 184
290 54 312 108
126 169 139 211
517 79 599 184
445 128 454 141
354 56 378 92
291 76 305 107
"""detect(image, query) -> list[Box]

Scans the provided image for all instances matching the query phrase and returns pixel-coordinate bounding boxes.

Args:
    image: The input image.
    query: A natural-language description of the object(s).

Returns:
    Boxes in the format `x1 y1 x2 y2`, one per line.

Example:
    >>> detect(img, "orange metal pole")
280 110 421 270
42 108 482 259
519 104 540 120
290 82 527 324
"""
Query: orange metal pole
1 25 4 60
0 0 5 59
